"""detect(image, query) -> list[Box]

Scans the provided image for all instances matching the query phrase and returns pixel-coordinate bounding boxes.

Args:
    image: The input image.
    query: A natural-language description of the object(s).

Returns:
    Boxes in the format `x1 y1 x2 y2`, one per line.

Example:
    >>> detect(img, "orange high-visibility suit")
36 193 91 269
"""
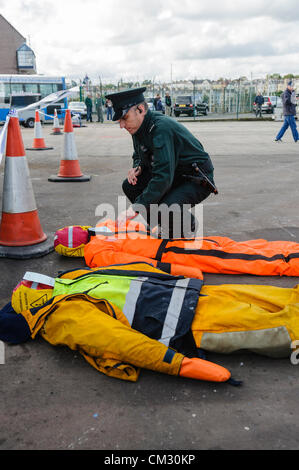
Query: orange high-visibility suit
85 221 299 278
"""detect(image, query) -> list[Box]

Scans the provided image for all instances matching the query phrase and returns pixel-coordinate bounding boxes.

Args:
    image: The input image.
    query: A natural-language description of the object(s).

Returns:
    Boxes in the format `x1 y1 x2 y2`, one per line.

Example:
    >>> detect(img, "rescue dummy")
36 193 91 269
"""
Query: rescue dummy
2 263 299 384
0 264 233 385
54 220 299 278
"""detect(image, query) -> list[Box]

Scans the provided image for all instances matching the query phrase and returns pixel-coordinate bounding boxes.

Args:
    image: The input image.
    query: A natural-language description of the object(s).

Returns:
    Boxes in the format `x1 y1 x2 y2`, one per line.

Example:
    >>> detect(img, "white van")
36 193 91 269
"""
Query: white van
10 93 44 128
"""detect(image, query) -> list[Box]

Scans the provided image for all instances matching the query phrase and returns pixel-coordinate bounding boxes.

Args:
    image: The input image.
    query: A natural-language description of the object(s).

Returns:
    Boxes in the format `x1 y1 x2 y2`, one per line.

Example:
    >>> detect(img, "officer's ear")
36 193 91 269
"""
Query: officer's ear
137 104 147 115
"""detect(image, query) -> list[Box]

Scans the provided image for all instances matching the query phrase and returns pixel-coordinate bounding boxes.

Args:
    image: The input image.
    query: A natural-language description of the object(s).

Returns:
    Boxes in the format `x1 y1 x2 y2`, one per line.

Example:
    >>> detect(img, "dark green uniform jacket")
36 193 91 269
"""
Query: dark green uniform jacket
131 110 214 209
85 97 92 109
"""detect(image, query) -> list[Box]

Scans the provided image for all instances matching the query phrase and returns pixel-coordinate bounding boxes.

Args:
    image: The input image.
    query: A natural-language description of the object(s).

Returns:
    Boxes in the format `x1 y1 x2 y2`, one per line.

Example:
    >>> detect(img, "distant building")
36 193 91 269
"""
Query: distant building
0 14 36 74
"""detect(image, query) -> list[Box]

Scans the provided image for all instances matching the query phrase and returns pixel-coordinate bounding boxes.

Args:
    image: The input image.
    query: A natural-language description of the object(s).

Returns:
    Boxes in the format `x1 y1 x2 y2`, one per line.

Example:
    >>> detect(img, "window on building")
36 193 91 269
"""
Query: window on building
0 83 5 103
17 50 35 67
39 84 54 98
16 43 36 71
11 84 24 94
24 83 39 94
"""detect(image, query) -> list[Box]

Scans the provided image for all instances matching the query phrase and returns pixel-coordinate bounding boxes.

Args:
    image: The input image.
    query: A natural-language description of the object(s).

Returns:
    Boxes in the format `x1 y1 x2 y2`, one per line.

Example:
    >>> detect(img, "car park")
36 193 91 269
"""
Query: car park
68 101 87 119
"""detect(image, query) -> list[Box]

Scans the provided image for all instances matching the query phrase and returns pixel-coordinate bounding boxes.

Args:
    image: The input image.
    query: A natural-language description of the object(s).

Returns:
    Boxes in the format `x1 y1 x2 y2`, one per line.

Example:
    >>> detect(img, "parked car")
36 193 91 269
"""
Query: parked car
146 97 155 111
196 100 209 116
146 97 165 113
173 95 194 117
253 96 282 114
173 95 209 117
68 101 87 119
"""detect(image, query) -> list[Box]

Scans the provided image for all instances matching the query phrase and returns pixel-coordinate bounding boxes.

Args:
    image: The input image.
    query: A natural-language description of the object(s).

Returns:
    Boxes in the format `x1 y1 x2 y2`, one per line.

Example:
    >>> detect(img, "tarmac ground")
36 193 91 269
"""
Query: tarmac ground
1 116 299 452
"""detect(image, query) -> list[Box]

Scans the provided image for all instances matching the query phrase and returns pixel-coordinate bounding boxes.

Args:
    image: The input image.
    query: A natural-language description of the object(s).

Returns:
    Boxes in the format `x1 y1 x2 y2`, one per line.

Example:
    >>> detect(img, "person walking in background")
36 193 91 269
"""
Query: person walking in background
85 94 93 122
95 94 104 123
275 81 298 142
106 98 113 120
165 91 172 116
153 94 160 110
254 92 264 118
155 95 163 112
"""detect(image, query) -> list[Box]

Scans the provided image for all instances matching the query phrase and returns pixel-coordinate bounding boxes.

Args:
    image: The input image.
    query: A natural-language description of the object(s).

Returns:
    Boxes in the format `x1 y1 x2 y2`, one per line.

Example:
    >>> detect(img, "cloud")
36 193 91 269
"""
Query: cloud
1 0 299 82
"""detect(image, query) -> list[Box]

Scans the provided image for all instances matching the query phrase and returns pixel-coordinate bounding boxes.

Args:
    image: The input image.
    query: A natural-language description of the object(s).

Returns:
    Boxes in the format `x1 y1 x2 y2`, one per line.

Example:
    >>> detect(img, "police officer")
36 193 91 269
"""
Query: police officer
85 94 93 122
95 93 104 123
105 87 217 237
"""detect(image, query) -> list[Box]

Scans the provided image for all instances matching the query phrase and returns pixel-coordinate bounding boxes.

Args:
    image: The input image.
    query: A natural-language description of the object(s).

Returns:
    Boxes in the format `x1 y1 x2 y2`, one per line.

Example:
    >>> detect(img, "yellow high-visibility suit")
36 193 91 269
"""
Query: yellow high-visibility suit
2 263 299 383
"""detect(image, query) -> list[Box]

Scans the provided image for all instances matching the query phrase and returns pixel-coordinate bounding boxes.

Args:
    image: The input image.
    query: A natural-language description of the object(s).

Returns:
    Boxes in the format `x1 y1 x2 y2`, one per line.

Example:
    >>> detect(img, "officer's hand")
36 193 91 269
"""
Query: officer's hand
128 166 141 185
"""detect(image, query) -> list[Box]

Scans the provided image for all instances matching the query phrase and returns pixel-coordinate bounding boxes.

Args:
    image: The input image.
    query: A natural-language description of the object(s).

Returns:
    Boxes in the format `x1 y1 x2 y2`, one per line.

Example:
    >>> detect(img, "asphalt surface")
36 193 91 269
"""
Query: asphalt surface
1 116 299 451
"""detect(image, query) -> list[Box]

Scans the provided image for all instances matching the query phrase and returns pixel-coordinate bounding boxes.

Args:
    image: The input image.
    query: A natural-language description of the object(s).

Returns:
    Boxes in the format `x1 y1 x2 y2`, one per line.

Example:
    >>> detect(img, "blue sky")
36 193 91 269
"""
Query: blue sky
1 0 299 84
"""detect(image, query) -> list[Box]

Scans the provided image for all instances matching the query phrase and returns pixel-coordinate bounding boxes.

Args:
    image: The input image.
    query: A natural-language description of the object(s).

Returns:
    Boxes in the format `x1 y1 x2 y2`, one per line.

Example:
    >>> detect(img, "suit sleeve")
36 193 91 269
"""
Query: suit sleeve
84 238 161 269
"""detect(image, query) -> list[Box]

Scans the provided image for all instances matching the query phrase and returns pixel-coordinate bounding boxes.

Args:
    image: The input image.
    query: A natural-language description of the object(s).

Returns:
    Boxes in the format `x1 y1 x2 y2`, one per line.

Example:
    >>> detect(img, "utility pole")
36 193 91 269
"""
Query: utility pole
79 79 83 102
99 75 103 99
192 78 196 120
236 79 240 120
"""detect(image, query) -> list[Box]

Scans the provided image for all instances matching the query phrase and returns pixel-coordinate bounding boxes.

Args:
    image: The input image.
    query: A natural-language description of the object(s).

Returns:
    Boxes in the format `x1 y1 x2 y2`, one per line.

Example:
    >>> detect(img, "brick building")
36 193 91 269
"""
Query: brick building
0 14 36 74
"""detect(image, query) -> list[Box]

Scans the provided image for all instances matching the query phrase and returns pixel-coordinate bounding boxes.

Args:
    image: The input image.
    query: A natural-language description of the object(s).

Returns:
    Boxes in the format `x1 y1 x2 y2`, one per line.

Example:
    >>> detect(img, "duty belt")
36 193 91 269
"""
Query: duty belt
181 162 218 195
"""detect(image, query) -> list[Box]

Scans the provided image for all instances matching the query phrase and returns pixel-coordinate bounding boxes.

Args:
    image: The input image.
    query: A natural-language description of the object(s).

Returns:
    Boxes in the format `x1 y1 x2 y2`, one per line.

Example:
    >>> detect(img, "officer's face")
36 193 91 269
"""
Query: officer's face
119 105 146 135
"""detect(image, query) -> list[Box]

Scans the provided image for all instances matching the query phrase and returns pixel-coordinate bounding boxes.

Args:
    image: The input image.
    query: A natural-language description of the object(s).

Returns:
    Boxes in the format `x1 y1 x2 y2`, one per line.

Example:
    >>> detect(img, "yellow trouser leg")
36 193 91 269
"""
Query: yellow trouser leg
191 284 299 357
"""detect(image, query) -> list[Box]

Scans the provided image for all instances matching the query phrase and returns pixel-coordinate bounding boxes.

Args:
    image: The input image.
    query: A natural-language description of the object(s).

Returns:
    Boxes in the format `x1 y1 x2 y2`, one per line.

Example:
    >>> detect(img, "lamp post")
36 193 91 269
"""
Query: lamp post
191 78 196 120
236 79 241 120
79 79 83 102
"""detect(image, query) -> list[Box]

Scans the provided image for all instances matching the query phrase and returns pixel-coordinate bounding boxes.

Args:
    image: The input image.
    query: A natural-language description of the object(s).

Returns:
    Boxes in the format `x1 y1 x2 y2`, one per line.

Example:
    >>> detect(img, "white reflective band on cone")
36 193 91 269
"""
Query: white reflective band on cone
160 278 190 347
2 156 36 213
23 272 55 287
62 133 78 160
35 121 43 139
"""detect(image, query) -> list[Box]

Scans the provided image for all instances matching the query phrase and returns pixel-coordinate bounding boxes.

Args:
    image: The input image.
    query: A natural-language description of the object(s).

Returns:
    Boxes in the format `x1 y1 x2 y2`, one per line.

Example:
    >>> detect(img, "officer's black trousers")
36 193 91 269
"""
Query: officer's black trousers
122 168 212 238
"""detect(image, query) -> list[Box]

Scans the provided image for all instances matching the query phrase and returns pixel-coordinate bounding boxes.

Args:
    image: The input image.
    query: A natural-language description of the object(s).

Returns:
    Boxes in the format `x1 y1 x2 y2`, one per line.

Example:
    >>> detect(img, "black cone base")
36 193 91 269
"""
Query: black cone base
26 147 54 151
48 174 91 182
0 234 54 259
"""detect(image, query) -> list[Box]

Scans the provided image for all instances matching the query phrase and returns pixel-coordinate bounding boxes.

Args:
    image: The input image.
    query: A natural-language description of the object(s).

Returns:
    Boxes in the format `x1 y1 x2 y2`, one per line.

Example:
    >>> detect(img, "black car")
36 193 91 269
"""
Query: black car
196 100 209 116
173 95 209 117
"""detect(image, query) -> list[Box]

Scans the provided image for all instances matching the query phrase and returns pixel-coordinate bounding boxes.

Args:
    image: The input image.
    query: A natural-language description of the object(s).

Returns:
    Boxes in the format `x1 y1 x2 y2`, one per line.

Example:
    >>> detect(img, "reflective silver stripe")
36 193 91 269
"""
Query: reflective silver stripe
200 326 291 358
34 121 43 139
123 277 148 325
68 226 73 248
160 278 190 346
2 156 36 213
23 272 55 287
62 133 78 160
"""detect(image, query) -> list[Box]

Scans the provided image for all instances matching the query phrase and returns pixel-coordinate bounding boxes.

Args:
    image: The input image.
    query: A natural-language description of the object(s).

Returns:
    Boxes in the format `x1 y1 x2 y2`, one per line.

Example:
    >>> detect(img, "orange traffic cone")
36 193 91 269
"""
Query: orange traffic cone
48 109 91 182
26 110 54 150
51 109 62 135
0 114 54 259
